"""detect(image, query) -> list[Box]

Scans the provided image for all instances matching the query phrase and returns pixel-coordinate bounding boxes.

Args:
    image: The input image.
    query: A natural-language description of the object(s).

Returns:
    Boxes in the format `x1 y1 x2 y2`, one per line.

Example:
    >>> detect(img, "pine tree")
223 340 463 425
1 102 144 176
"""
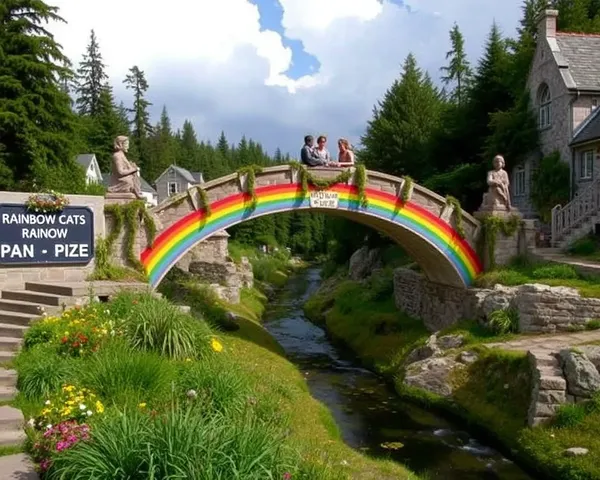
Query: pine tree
83 83 128 172
177 120 200 172
217 131 229 158
146 106 177 181
124 66 153 169
361 53 443 180
0 0 82 190
75 30 108 116
440 23 472 105
273 147 283 164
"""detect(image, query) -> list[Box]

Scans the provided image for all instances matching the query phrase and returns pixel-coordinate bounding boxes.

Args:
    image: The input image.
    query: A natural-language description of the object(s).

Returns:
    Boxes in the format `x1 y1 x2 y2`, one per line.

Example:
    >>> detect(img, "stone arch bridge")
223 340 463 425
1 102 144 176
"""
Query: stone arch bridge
135 165 483 289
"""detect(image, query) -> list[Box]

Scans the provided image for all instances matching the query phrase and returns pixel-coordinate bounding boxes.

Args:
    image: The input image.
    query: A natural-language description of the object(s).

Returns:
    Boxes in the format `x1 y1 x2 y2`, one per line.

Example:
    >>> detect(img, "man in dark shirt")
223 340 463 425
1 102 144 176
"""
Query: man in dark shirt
301 135 327 167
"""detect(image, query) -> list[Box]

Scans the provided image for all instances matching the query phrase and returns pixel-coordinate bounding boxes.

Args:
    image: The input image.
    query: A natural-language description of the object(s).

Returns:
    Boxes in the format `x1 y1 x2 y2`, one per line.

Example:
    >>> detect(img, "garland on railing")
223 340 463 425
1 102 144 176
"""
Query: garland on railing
479 214 522 268
400 176 413 203
26 190 69 213
103 201 156 271
445 195 465 238
196 186 211 216
237 165 264 209
288 162 368 206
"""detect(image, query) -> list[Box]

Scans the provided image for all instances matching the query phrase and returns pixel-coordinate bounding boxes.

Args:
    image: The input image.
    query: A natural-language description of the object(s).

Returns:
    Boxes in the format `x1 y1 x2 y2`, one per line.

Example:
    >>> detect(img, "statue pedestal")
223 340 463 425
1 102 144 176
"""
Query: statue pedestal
105 192 137 206
474 207 535 270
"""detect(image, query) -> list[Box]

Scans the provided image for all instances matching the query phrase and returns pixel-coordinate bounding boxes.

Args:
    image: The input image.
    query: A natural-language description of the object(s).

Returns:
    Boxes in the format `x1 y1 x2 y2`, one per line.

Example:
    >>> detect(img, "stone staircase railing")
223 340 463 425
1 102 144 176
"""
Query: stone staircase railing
551 177 600 246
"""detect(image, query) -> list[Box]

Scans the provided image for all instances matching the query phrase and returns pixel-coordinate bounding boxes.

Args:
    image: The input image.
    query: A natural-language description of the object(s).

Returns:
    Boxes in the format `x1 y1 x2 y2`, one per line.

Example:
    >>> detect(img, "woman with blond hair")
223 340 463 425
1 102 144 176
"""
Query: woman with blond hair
337 138 355 166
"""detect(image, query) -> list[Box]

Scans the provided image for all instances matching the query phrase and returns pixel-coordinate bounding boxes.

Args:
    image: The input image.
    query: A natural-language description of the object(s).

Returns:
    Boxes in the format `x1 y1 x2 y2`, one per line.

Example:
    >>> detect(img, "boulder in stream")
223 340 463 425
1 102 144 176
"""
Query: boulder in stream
403 357 464 397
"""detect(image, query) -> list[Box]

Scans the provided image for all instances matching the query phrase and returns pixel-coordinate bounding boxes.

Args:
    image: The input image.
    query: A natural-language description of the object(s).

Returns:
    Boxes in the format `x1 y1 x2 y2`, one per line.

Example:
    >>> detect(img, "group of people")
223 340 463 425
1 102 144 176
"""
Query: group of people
300 135 355 168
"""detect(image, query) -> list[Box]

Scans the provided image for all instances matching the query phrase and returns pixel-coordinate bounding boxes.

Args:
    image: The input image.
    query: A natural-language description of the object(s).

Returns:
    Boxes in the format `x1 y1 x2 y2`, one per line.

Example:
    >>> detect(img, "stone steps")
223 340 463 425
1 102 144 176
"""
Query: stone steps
527 350 567 426
0 386 17 402
0 453 38 479
0 370 17 387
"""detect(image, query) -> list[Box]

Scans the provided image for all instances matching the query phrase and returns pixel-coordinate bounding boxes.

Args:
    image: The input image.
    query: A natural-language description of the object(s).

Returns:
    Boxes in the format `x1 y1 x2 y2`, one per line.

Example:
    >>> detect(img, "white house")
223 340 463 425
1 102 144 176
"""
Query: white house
75 154 103 184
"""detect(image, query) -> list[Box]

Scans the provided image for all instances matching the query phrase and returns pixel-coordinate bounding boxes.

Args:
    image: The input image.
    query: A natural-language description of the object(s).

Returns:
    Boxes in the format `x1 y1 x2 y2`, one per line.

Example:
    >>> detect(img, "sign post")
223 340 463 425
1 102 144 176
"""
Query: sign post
0 204 94 265
309 191 339 209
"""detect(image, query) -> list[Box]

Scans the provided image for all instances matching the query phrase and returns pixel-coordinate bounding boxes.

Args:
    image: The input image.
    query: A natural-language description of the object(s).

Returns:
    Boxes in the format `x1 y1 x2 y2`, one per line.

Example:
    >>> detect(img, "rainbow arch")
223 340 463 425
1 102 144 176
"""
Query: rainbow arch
141 183 483 288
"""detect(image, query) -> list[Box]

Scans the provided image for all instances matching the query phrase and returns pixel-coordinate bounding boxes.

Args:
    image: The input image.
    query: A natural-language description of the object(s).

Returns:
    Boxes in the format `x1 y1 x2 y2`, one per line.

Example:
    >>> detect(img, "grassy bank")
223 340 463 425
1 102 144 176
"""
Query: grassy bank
12 261 419 479
304 267 600 480
475 255 600 297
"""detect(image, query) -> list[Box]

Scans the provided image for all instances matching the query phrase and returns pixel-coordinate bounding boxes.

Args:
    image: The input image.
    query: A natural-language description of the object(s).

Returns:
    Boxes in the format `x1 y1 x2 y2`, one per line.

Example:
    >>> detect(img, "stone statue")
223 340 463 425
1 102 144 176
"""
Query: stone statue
480 155 511 212
107 135 144 199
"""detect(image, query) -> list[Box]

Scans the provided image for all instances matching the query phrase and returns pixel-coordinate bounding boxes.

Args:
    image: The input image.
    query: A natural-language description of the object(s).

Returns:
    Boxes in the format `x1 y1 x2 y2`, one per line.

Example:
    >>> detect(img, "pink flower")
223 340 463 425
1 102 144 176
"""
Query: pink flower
283 473 292 480
56 441 68 451
40 459 51 471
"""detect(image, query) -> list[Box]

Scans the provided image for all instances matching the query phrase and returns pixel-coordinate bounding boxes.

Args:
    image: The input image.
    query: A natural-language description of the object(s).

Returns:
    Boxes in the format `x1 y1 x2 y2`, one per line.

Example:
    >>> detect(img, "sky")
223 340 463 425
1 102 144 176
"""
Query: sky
47 0 523 157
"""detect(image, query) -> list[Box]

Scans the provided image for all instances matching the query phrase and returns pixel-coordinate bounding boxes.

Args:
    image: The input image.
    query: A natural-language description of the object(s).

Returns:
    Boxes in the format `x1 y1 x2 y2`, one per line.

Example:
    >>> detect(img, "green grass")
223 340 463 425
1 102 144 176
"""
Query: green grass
567 234 600 261
474 255 600 297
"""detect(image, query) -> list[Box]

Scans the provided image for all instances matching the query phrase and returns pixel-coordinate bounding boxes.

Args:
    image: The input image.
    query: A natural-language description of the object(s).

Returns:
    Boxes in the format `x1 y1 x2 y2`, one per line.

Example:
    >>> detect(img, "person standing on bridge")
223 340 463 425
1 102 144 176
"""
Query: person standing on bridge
301 135 329 167
314 135 332 163
337 138 355 166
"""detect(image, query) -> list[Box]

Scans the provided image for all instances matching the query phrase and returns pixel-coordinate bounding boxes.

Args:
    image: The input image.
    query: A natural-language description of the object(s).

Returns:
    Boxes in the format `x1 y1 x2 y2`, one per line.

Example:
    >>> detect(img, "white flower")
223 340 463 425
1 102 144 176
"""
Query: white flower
86 410 93 416
79 404 86 410
186 389 198 399
44 400 51 405
46 424 52 430
27 418 35 427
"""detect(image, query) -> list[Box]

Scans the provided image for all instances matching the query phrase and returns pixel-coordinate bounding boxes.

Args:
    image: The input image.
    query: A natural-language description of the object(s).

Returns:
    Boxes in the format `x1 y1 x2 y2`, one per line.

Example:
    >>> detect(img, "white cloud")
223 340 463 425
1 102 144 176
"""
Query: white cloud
48 0 521 158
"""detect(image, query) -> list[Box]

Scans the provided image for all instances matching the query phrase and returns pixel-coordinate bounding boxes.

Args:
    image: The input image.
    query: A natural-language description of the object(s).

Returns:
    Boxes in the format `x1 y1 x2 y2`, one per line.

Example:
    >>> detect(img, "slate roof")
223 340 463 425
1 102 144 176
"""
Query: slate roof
570 107 600 146
101 173 157 194
75 154 96 170
555 33 600 91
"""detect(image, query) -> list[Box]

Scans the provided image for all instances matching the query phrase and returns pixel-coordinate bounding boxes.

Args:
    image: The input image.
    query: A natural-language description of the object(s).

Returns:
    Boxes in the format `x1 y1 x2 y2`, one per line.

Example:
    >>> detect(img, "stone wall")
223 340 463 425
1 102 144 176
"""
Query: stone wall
0 192 105 291
482 219 537 270
394 267 600 333
176 231 230 271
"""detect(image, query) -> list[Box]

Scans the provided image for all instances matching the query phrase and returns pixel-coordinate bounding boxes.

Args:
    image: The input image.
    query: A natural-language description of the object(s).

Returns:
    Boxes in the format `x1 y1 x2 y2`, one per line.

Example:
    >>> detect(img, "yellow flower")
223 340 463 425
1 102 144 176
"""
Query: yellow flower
138 403 147 409
211 338 223 353
95 401 104 414
41 408 50 416
184 358 192 363
62 385 75 393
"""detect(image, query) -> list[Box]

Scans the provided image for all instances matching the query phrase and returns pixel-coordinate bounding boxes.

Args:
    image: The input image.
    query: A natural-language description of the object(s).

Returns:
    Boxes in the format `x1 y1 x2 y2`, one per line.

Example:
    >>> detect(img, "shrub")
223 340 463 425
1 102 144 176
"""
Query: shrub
554 403 588 428
122 296 210 359
45 406 300 480
568 234 600 256
78 341 176 406
15 345 76 400
531 264 578 280
586 319 600 331
488 308 520 334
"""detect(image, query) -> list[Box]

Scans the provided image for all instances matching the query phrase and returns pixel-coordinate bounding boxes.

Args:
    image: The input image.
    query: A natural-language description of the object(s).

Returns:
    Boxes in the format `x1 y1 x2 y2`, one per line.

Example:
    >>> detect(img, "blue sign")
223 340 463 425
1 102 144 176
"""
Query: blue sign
0 204 94 265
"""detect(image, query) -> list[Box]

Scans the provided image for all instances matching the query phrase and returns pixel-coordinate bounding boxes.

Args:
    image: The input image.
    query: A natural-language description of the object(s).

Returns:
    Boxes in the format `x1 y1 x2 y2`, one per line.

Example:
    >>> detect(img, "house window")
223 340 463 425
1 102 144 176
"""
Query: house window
168 182 179 196
579 150 594 180
538 83 551 129
514 168 526 196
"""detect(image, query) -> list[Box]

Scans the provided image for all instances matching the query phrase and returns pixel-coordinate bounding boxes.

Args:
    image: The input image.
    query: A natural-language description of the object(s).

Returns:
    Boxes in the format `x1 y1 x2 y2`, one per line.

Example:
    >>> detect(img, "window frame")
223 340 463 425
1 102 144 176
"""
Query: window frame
168 181 179 196
514 167 526 196
579 150 594 180
538 84 551 129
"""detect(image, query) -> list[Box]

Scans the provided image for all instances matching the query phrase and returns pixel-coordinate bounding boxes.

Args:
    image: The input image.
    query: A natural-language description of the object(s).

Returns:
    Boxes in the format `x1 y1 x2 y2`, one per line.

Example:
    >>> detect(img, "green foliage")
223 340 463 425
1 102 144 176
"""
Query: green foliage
123 66 153 172
15 345 76 400
400 176 413 202
78 341 176 406
237 164 264 209
0 0 79 190
569 234 600 257
479 214 522 268
121 295 210 360
531 264 578 280
440 23 472 105
531 151 571 223
586 319 600 330
488 308 520 334
45 406 299 480
445 195 465 237
100 200 156 275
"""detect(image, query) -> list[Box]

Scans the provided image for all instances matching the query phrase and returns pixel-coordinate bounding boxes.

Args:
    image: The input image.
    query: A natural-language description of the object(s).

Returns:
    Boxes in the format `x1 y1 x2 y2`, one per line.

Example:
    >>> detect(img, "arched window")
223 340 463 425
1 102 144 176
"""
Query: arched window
538 83 551 129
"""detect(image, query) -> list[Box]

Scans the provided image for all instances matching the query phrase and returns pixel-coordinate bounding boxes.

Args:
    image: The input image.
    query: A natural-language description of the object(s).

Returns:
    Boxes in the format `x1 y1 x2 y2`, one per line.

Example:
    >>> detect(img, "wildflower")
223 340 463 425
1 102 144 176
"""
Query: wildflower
79 404 87 411
86 410 93 416
44 400 51 406
283 473 292 480
27 418 35 427
40 459 51 472
138 403 147 409
185 358 192 362
211 338 224 352
95 401 104 413
186 389 197 399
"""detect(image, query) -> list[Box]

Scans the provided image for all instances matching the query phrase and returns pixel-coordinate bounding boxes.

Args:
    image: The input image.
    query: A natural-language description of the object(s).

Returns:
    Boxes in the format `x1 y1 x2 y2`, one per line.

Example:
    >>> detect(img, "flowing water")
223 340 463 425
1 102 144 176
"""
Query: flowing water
263 268 536 480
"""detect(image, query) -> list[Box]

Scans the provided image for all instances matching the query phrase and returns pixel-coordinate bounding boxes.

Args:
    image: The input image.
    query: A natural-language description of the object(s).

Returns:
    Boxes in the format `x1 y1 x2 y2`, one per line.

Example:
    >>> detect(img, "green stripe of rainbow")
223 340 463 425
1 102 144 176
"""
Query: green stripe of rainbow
141 183 482 288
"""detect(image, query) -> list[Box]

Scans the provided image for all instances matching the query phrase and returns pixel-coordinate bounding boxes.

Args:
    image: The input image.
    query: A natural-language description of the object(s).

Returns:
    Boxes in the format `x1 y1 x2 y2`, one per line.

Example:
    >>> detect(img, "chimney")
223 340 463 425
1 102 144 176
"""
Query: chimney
536 9 558 38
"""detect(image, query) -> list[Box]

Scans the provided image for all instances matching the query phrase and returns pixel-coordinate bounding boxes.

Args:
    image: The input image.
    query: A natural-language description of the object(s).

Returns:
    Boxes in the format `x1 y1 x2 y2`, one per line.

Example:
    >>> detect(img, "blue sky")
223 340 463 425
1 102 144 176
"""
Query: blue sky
50 0 523 157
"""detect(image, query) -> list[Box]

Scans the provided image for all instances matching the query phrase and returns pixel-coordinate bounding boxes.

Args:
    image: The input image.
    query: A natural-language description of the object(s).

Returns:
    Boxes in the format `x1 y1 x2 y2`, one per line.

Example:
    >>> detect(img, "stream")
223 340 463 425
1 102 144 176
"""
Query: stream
262 268 535 480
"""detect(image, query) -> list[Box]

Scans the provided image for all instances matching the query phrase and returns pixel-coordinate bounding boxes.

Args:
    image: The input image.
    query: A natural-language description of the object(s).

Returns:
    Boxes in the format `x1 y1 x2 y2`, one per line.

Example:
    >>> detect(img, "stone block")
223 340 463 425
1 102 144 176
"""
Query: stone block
539 376 567 390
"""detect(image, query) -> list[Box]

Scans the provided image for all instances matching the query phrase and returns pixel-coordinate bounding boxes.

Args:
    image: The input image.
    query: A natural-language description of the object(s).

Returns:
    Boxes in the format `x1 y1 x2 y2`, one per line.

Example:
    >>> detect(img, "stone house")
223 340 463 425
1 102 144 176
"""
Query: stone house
75 154 103 185
154 165 204 204
512 9 600 226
